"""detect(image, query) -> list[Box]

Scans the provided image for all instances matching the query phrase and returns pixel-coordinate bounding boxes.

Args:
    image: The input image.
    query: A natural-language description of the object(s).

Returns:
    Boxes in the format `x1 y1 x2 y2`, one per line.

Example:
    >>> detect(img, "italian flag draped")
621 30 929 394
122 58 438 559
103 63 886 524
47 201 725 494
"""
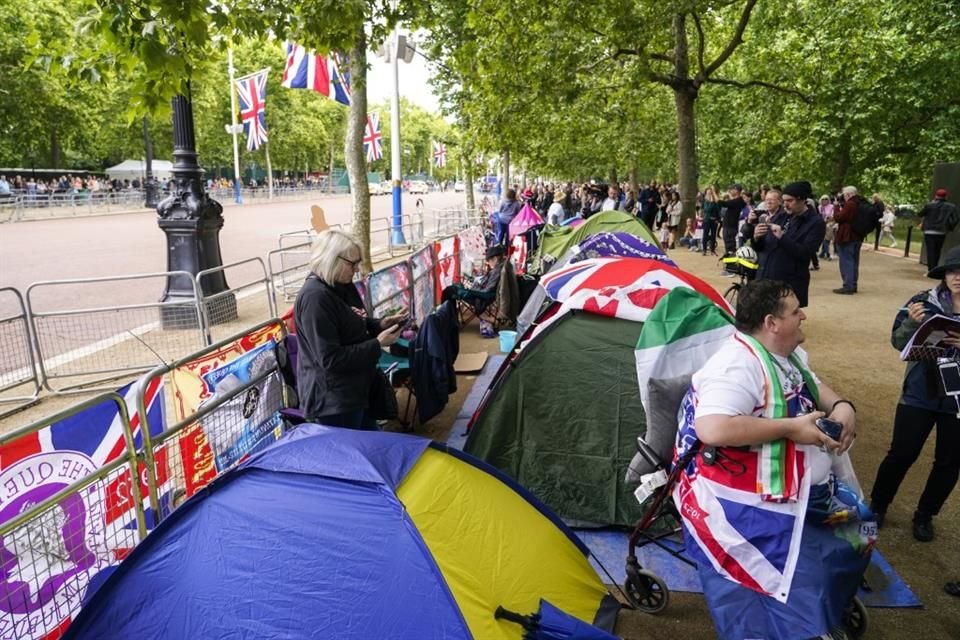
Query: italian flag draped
634 287 735 414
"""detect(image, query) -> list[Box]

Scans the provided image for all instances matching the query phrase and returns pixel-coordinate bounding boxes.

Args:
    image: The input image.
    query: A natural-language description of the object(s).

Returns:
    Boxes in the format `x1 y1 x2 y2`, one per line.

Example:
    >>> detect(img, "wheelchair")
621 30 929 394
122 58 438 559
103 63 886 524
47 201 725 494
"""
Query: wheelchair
623 390 869 639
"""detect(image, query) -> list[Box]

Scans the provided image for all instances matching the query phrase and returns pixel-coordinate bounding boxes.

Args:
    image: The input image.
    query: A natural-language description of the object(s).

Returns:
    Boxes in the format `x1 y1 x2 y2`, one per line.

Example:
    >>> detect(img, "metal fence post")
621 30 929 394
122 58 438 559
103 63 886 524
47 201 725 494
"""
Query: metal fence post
905 225 913 258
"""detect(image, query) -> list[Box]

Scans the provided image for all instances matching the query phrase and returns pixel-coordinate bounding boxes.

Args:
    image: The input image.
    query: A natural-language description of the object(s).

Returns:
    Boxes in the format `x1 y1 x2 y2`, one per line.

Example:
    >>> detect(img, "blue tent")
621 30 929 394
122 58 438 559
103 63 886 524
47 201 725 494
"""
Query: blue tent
65 426 618 639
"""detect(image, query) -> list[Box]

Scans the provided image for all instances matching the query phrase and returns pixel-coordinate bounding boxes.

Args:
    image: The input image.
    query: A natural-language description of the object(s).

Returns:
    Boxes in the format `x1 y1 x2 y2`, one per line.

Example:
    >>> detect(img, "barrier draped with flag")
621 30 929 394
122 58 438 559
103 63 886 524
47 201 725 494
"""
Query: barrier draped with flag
0 381 169 638
235 70 269 151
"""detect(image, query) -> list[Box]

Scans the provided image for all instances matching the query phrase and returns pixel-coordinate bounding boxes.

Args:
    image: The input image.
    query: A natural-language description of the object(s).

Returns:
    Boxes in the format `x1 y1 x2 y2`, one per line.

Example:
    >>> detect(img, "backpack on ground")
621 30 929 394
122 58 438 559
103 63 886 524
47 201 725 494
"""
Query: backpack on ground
851 197 882 238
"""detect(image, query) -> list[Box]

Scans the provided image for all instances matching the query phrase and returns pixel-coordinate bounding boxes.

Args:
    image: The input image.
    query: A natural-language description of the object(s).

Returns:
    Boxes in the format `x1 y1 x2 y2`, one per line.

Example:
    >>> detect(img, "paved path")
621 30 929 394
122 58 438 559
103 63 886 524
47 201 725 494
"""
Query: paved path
0 191 467 310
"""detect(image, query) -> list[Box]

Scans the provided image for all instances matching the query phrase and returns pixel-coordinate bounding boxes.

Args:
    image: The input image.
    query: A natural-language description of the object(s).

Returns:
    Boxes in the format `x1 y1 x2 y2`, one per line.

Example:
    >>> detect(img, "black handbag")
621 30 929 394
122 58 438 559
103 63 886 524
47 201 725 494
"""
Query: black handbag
368 368 399 420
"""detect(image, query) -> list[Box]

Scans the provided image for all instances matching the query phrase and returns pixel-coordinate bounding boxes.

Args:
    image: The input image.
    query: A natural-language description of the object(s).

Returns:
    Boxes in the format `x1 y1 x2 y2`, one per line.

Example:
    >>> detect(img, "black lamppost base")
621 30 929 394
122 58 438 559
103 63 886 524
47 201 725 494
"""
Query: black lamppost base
156 92 237 331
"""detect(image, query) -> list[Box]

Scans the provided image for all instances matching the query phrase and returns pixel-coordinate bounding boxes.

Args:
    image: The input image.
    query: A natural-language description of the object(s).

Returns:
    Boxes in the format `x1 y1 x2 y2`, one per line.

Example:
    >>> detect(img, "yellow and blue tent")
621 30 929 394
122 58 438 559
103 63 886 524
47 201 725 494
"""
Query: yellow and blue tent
64 425 619 639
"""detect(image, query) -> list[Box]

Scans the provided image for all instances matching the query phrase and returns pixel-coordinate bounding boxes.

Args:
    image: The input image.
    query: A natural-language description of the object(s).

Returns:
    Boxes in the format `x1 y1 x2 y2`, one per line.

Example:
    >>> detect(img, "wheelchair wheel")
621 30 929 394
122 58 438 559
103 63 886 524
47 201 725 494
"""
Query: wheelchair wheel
843 596 868 639
624 569 669 614
723 282 741 307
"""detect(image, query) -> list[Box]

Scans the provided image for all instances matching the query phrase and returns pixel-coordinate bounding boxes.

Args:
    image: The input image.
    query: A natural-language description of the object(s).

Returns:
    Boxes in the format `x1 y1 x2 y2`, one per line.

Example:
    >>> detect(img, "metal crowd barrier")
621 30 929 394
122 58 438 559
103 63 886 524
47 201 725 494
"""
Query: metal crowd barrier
369 216 425 261
0 287 40 418
267 241 313 304
136 319 288 522
26 272 207 394
0 392 147 638
196 258 276 345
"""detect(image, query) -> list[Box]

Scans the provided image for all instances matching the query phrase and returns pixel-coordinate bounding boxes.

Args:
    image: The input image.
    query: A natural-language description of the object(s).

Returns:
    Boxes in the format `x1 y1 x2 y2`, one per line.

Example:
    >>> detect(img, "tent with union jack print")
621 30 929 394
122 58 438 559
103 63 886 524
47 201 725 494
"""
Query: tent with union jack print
464 257 729 527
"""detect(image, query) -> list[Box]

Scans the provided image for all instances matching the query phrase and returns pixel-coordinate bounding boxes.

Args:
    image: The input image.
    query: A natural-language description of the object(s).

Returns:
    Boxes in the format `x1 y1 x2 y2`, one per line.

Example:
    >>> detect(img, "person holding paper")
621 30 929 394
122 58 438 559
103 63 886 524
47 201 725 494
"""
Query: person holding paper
870 245 960 542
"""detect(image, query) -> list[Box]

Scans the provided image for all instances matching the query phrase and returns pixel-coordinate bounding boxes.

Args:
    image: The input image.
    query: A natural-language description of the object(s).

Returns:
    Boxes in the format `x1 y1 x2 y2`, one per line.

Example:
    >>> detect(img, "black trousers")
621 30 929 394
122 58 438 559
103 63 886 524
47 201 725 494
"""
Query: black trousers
925 233 946 271
870 403 960 517
722 225 738 255
702 220 718 253
641 209 657 231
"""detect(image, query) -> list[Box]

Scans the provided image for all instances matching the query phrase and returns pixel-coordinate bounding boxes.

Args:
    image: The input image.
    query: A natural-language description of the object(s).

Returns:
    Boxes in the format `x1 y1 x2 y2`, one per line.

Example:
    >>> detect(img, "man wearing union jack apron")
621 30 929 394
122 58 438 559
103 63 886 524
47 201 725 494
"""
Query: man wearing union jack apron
674 279 875 640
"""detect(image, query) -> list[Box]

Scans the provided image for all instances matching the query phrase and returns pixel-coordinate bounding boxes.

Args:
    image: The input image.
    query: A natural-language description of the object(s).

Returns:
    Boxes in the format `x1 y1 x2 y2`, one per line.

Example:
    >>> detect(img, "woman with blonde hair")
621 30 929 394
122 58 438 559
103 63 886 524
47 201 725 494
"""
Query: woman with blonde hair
294 230 407 428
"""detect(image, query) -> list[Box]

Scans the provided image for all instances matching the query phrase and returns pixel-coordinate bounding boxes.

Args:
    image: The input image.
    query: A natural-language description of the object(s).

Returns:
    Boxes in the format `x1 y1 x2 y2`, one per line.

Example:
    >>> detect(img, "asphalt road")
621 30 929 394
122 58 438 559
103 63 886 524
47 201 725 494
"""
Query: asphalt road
0 190 468 312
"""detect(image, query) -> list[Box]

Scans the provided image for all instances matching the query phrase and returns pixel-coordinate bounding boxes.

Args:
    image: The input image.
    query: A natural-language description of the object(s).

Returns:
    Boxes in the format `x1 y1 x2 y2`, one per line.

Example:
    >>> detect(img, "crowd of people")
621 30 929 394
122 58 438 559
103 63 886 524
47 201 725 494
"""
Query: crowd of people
484 177 960 616
0 173 145 196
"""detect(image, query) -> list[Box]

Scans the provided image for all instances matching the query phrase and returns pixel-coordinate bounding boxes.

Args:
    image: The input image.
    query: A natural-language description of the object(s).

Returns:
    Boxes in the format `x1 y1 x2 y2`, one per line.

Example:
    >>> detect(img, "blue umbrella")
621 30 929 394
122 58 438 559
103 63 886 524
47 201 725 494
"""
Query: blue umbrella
495 599 620 640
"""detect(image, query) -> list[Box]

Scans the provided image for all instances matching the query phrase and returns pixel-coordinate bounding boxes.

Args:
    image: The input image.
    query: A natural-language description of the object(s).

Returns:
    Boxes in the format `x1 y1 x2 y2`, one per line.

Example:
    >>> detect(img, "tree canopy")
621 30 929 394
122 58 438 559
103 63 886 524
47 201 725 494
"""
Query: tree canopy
2 0 957 207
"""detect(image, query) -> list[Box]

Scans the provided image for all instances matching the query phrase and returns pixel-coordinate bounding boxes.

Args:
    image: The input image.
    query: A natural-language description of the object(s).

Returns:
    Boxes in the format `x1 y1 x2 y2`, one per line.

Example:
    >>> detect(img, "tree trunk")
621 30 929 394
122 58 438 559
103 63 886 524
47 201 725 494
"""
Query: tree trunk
830 133 852 193
344 31 372 271
674 86 699 223
465 161 475 210
672 13 699 223
50 129 61 169
502 149 511 193
328 136 334 195
608 168 617 186
628 167 639 196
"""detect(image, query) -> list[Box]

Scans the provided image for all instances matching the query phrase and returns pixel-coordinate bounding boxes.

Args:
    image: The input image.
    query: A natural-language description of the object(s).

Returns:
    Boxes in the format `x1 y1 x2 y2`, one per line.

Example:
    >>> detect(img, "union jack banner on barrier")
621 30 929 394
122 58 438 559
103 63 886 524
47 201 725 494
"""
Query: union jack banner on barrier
364 112 383 162
0 379 170 638
236 69 269 151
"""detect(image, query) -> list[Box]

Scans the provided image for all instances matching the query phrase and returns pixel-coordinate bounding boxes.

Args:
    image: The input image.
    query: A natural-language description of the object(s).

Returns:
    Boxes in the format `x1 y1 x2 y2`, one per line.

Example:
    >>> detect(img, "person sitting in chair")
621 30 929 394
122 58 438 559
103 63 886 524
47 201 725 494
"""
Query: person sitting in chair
673 279 874 640
445 245 508 329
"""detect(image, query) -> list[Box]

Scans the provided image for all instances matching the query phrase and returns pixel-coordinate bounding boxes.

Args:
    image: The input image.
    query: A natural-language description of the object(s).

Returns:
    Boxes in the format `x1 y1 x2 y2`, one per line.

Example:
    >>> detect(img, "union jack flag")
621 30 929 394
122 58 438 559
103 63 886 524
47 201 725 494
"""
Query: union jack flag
364 112 383 162
0 378 171 639
236 70 269 151
329 53 352 106
280 44 351 107
540 257 730 323
433 141 447 168
281 43 331 94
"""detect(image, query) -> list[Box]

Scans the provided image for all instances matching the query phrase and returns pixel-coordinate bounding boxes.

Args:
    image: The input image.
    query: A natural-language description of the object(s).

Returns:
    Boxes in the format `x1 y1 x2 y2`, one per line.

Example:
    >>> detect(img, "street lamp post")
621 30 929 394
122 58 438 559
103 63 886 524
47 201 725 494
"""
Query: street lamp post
156 89 236 328
389 29 405 246
385 30 416 246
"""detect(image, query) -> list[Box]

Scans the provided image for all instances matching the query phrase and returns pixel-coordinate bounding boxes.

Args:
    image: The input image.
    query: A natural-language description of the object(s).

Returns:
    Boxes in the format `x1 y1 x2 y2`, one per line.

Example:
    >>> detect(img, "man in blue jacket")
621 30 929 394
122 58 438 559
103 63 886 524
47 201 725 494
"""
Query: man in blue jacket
752 181 826 307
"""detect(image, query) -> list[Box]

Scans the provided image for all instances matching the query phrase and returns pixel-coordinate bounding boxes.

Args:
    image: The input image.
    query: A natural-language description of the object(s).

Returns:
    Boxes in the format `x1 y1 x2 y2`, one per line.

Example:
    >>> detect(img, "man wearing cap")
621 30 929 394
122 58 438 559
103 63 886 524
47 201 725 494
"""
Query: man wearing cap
752 182 825 308
918 188 959 271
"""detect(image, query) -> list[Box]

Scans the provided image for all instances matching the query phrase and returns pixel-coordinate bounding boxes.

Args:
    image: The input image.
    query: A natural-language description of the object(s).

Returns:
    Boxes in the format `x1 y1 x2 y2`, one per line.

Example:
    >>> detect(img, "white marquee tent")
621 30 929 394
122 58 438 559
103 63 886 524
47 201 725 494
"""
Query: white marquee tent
105 159 174 183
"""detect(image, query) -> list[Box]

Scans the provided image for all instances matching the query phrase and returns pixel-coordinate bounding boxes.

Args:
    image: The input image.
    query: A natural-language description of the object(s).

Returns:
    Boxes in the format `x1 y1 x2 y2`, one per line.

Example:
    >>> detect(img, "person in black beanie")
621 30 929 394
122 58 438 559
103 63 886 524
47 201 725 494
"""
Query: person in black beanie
751 181 825 307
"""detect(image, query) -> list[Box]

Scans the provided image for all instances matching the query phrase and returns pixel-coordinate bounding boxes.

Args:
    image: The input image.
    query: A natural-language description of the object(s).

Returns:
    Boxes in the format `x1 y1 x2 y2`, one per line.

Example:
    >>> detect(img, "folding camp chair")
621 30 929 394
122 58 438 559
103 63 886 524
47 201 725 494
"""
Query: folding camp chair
455 261 519 331
379 348 417 431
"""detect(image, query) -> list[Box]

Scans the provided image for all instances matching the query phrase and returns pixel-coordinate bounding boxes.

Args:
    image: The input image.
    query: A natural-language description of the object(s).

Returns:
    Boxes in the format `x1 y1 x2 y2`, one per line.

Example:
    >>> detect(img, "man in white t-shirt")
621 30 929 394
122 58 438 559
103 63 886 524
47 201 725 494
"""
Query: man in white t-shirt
601 184 620 211
675 279 869 639
694 280 856 457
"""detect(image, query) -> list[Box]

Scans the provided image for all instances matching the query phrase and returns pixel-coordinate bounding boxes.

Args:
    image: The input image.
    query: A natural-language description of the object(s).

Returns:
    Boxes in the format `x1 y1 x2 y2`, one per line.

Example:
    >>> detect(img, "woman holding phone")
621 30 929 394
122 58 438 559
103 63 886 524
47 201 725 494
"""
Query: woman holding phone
294 230 406 429
870 245 960 541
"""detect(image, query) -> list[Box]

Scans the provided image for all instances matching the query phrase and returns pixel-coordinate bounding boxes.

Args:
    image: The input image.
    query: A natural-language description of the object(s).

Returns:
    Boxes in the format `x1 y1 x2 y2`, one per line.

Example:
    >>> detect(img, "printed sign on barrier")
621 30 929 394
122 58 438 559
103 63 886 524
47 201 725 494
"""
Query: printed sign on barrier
170 322 283 498
434 236 460 300
198 342 285 472
0 381 168 639
367 262 413 320
410 247 436 326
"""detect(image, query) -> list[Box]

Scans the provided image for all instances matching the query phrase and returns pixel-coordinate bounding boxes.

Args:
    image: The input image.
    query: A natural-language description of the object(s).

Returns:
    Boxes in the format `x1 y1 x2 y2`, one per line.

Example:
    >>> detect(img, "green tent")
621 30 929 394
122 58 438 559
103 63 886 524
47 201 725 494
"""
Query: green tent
531 211 659 274
463 310 647 527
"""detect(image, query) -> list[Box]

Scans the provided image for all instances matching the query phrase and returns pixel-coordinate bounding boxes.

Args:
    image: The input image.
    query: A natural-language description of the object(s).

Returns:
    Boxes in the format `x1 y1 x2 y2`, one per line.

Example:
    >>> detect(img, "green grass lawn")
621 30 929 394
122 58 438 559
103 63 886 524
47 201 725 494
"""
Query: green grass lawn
868 219 923 257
